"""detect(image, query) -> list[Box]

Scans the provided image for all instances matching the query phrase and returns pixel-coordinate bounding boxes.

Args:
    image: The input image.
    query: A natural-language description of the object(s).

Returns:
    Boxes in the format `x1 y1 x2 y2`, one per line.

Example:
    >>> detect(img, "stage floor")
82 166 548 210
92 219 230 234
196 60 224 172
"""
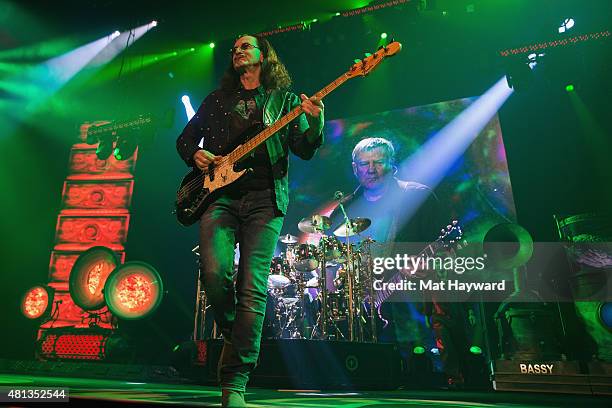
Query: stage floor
1 373 611 407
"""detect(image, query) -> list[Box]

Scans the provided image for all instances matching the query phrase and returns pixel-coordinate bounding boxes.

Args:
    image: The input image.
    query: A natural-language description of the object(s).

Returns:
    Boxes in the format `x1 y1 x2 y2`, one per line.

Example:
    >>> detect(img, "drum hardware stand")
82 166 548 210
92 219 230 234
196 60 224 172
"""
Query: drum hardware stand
360 238 378 343
192 244 217 340
336 199 357 342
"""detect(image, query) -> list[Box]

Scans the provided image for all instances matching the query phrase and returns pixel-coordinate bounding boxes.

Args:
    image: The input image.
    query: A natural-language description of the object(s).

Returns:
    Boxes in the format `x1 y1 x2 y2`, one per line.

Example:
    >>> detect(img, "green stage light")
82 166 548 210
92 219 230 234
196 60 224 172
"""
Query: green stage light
413 345 426 354
470 346 483 355
380 32 388 39
335 12 341 16
209 42 215 48
189 47 195 52
566 84 575 92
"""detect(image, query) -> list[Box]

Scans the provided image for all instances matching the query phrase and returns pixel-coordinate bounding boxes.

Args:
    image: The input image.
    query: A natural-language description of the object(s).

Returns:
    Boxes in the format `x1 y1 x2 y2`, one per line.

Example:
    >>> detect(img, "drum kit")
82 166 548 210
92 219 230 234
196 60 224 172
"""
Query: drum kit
264 214 378 342
191 212 379 343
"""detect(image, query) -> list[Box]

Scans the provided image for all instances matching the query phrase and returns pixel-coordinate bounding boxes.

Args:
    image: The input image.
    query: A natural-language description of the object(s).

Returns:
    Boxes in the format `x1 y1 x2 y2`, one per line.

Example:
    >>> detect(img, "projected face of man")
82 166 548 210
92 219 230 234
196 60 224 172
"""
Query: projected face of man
352 146 394 198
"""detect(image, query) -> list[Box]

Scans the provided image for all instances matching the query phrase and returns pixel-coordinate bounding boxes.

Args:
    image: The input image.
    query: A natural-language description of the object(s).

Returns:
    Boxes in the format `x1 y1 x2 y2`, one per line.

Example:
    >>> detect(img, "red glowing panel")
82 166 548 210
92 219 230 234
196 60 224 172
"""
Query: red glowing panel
62 180 135 210
38 330 111 361
55 214 130 245
22 286 51 319
105 262 163 320
68 146 137 177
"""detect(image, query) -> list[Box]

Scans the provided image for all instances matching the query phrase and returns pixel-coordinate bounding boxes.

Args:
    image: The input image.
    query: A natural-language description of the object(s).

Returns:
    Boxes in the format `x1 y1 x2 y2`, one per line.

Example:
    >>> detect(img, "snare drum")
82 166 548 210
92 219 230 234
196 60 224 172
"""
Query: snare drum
294 244 319 272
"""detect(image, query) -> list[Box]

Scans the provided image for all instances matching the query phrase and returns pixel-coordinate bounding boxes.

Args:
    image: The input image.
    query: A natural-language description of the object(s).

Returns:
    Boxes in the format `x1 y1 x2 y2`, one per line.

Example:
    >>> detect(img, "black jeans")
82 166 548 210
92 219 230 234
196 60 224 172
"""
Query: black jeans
199 188 283 392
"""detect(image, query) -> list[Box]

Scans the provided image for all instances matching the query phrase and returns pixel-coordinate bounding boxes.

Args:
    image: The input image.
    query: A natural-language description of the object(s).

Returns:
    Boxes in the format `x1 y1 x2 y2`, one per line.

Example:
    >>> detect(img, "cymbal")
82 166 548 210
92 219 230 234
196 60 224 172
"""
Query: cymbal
298 215 331 233
333 217 371 237
279 234 298 244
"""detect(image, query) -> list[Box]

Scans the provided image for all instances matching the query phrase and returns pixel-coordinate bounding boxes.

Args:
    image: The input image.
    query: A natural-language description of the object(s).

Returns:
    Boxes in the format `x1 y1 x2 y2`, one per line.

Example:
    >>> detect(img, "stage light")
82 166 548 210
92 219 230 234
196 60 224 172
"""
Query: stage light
110 31 120 40
312 19 318 23
565 84 575 92
21 285 55 319
151 20 158 27
413 345 426 354
69 246 120 311
558 18 575 33
95 135 114 160
470 346 483 355
380 32 388 39
209 42 215 49
113 134 138 161
430 347 440 355
104 261 164 320
189 47 195 52
181 94 196 120
600 302 612 329
335 12 341 16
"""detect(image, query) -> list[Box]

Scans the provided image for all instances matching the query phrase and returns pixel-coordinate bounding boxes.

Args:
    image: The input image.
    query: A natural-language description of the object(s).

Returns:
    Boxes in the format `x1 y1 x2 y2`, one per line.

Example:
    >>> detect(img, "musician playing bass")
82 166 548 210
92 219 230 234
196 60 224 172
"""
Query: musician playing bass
176 34 324 407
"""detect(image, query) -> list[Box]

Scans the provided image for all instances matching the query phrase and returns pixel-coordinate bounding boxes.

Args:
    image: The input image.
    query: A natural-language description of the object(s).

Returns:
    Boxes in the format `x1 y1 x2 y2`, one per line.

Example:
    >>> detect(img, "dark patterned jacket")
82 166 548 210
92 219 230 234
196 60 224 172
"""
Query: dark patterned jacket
176 86 324 214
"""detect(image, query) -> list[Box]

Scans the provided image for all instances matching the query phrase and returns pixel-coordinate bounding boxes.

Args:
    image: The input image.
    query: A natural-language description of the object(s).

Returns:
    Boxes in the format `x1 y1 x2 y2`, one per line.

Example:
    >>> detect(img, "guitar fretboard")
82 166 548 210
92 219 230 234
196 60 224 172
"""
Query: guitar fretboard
226 72 350 164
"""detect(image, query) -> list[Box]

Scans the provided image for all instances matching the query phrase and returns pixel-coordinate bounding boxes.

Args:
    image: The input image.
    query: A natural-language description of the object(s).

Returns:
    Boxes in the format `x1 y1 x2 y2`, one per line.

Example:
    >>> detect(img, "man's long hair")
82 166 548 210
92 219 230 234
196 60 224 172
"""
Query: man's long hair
220 34 292 93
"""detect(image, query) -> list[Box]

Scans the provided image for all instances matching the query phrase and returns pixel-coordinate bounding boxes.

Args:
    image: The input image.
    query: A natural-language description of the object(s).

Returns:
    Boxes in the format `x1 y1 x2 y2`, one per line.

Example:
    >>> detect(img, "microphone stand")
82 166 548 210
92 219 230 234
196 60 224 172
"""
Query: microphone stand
336 197 355 342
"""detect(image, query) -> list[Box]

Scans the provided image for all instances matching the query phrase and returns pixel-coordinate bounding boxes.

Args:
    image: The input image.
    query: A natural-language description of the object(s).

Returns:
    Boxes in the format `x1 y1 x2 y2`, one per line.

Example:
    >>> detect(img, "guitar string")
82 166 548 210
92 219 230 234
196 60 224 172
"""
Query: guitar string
177 107 303 200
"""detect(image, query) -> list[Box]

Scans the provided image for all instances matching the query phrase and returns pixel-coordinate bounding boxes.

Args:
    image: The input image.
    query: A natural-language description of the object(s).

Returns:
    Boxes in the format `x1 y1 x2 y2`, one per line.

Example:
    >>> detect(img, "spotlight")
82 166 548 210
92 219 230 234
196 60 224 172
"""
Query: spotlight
470 345 483 355
413 345 426 355
110 30 121 40
69 246 120 312
189 47 195 52
113 134 138 161
95 134 115 160
380 32 388 39
181 95 195 120
335 12 341 16
21 285 55 319
209 42 215 48
565 84 575 92
150 20 158 27
505 53 543 91
558 18 575 33
600 302 612 329
104 261 164 320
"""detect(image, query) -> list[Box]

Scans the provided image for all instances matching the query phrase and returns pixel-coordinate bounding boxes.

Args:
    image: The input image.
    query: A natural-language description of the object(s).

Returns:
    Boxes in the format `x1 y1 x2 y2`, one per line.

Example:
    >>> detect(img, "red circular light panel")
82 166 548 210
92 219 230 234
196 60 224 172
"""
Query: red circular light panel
69 246 119 311
104 261 163 320
21 286 51 319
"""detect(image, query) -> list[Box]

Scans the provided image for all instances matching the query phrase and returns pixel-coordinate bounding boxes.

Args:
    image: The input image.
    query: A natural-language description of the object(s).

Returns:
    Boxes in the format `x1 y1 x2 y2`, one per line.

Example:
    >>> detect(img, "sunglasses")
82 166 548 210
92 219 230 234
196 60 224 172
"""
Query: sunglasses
229 43 259 55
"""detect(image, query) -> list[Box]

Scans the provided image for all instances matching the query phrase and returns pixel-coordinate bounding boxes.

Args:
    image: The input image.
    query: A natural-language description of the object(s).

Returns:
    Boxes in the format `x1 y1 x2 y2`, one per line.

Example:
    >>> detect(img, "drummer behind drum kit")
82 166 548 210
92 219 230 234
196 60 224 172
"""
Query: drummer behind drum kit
264 213 378 342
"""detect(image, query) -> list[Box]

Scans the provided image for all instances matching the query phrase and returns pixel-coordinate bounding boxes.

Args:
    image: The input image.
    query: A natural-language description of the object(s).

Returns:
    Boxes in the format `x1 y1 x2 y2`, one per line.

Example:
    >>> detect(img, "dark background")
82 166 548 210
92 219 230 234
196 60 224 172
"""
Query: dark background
0 0 610 359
